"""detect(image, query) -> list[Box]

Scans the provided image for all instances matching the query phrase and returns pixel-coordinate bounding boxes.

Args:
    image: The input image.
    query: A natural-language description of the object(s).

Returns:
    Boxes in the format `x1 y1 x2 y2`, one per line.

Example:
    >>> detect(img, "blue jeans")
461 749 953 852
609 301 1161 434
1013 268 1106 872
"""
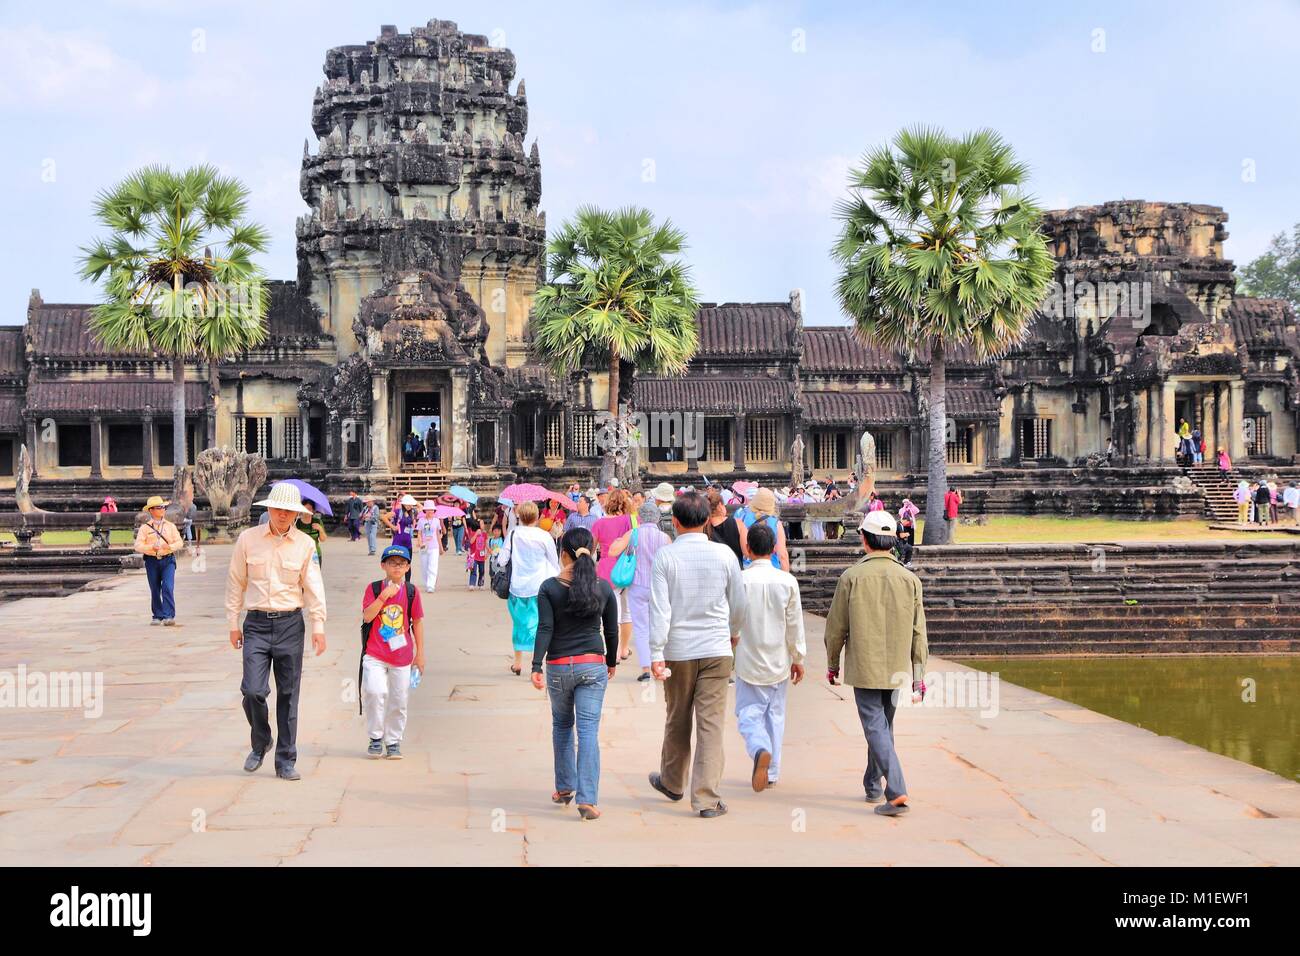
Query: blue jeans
468 559 485 587
854 687 907 801
453 524 464 553
144 554 176 621
364 520 378 554
546 661 608 806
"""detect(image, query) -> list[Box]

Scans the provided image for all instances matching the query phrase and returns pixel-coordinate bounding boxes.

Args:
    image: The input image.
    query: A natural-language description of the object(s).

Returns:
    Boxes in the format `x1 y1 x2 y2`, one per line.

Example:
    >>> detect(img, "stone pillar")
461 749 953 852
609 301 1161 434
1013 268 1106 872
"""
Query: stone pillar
451 369 470 470
496 412 509 469
370 371 390 472
299 401 311 463
24 414 39 479
1135 388 1149 462
532 405 546 467
1158 379 1175 464
1228 380 1246 460
141 408 155 479
733 416 747 472
326 411 338 466
89 412 103 479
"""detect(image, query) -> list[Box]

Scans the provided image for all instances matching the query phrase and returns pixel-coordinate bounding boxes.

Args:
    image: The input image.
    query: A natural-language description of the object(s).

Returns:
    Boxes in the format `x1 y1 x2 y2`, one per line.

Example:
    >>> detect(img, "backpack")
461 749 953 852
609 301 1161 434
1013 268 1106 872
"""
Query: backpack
358 580 414 714
490 529 515 599
610 515 639 589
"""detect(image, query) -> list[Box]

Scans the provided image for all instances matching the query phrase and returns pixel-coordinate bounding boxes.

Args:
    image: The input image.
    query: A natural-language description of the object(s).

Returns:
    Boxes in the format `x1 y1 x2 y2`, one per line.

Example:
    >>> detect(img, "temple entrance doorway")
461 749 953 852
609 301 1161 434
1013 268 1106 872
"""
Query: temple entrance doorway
401 391 442 466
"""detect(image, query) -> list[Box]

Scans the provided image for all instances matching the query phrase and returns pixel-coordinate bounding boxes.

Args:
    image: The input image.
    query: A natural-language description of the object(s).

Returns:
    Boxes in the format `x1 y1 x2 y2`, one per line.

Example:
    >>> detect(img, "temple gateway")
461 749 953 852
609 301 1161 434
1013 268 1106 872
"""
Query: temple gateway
3 20 1298 512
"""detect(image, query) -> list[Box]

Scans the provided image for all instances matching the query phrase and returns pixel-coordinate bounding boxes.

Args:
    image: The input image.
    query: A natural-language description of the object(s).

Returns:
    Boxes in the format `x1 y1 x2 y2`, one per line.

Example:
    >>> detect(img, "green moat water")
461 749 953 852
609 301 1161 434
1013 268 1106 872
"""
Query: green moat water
953 656 1300 782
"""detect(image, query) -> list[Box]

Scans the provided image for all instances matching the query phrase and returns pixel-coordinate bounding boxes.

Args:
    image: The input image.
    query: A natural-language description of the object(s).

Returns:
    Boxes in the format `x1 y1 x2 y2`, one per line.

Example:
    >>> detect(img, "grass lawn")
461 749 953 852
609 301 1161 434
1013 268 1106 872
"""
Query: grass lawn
915 515 1296 544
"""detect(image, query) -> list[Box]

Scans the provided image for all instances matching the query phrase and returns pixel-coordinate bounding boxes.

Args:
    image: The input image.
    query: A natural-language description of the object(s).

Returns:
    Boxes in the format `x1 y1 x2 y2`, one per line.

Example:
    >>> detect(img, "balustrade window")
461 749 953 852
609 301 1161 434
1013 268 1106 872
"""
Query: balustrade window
571 413 597 459
1017 418 1051 460
745 417 780 462
875 432 895 470
703 418 730 462
1245 415 1270 457
284 417 302 459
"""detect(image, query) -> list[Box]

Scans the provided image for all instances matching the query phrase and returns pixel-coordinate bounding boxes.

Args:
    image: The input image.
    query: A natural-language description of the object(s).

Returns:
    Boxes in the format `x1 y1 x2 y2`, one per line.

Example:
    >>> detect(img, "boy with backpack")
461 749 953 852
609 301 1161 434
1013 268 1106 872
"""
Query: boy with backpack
359 544 425 759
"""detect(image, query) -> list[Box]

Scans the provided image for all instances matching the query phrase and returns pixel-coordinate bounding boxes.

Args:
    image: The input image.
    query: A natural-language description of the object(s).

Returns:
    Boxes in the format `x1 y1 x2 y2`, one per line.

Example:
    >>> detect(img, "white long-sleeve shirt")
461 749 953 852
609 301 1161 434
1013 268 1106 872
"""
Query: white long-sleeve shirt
734 562 806 685
499 524 559 598
649 532 747 663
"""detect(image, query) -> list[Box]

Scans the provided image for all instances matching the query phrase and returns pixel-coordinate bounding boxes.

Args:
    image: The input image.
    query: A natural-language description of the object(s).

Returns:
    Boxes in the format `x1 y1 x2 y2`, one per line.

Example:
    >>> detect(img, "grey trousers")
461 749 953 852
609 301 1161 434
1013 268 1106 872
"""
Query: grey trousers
240 611 305 771
854 687 907 801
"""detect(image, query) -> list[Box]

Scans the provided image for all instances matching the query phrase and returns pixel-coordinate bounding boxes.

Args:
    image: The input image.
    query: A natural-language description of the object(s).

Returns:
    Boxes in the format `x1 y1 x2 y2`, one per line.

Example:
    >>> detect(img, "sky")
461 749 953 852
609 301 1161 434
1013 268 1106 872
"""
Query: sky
2 0 1298 326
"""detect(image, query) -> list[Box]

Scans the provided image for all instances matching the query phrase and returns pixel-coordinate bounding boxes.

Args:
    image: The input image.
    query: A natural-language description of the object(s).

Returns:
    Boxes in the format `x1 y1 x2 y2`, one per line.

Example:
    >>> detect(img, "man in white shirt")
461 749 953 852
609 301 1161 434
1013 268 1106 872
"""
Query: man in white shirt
648 491 747 817
1284 482 1300 527
732 522 805 792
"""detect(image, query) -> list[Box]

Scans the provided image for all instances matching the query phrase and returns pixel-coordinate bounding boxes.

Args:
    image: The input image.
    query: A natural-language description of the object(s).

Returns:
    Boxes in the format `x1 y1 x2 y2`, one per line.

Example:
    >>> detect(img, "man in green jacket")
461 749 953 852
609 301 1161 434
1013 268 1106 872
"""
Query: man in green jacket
824 510 928 816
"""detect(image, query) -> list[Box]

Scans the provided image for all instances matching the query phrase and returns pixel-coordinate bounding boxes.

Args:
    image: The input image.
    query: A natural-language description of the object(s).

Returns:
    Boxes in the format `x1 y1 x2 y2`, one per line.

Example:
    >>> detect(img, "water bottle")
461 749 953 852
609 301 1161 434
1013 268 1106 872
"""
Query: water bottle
409 666 422 689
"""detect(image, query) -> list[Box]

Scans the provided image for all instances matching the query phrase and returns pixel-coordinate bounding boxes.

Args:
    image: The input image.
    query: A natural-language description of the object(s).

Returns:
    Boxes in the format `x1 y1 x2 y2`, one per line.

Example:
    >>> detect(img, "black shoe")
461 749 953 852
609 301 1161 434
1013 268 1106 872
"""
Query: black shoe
699 802 728 818
637 672 652 682
875 800 909 816
243 749 266 773
276 766 301 781
648 772 683 802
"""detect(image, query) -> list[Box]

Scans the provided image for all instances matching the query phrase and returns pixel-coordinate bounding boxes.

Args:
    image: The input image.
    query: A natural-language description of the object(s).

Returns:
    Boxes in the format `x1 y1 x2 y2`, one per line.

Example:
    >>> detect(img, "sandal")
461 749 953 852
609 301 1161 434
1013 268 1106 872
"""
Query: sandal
577 804 600 821
619 651 632 661
552 791 574 805
510 664 522 676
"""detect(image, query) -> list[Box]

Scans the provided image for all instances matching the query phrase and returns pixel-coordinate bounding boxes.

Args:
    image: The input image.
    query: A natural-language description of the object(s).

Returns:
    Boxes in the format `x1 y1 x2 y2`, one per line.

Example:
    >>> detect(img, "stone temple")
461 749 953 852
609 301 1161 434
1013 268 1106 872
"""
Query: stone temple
2 19 1298 515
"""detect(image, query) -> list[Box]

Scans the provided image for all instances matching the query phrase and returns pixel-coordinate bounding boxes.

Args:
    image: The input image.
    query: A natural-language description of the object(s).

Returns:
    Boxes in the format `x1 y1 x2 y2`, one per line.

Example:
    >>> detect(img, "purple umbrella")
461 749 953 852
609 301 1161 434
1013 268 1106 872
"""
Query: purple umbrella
277 478 333 516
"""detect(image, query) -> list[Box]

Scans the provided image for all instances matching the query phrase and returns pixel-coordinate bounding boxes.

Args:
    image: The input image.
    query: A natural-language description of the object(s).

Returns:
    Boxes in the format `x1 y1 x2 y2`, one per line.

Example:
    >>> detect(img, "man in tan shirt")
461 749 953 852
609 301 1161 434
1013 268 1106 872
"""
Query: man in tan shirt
225 483 327 781
134 495 184 626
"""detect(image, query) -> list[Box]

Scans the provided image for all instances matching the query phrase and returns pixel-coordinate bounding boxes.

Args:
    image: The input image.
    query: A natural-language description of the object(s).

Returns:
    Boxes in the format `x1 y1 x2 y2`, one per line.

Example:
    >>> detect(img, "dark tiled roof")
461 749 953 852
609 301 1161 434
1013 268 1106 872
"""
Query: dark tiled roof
694 303 799 359
28 304 149 358
802 389 915 426
945 387 1001 420
0 327 24 375
25 380 207 413
801 327 899 371
1227 297 1296 348
0 396 21 431
634 376 799 413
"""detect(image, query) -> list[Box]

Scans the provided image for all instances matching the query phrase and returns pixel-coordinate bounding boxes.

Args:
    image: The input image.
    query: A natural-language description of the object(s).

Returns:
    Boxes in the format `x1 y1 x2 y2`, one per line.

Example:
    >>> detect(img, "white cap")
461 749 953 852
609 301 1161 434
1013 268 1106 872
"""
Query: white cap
861 510 898 537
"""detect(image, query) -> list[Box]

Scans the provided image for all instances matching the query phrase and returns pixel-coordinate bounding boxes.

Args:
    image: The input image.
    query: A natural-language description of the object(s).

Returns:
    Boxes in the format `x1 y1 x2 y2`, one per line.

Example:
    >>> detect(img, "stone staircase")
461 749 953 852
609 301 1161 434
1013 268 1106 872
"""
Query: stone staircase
1182 462 1240 521
792 539 1300 655
0 547 143 602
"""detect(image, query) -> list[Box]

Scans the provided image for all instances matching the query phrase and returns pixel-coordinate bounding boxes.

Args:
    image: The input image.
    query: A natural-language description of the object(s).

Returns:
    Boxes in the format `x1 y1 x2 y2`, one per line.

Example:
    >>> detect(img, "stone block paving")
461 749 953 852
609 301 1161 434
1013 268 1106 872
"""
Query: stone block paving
2 537 1298 866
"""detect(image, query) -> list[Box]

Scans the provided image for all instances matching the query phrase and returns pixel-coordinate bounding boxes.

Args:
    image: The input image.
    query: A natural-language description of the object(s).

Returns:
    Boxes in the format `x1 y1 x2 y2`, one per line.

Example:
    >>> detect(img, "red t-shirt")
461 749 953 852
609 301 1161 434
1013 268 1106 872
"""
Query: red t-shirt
944 490 961 519
362 581 424 667
467 530 488 561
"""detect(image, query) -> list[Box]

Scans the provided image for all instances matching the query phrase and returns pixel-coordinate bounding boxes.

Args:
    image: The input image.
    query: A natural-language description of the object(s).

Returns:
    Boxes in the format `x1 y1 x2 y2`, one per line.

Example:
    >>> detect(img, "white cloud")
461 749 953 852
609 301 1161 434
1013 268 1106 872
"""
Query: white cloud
0 24 161 111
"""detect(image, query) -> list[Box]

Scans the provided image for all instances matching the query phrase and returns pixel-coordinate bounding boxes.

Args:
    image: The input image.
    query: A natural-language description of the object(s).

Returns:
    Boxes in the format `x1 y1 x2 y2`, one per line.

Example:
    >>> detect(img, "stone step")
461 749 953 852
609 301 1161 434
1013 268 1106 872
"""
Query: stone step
933 638 1299 655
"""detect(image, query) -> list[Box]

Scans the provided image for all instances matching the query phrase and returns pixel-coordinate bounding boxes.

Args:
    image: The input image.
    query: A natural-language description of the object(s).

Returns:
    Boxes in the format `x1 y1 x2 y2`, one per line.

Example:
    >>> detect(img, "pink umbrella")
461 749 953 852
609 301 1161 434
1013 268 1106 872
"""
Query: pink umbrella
499 482 551 502
432 505 462 520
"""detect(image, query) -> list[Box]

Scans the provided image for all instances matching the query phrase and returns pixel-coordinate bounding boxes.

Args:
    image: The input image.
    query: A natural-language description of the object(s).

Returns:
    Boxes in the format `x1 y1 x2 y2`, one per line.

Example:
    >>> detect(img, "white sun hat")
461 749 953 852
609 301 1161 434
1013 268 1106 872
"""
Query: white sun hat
400 494 418 506
254 482 310 514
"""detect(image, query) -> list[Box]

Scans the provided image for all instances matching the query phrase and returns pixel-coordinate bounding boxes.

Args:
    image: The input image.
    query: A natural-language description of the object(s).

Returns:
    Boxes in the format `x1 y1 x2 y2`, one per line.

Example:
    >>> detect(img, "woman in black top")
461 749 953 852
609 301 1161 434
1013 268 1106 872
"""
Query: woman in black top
704 487 743 566
530 526 618 820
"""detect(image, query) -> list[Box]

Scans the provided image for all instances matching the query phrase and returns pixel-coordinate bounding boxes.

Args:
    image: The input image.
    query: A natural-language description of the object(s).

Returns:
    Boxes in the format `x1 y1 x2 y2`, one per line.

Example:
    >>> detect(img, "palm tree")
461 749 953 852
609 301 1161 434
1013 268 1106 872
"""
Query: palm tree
532 205 701 480
834 127 1054 544
79 165 270 502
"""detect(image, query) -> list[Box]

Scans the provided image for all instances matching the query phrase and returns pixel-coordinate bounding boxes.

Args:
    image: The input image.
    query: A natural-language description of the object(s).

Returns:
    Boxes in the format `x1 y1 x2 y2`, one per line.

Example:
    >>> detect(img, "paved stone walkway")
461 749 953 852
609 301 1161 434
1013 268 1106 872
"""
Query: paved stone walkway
2 537 1298 866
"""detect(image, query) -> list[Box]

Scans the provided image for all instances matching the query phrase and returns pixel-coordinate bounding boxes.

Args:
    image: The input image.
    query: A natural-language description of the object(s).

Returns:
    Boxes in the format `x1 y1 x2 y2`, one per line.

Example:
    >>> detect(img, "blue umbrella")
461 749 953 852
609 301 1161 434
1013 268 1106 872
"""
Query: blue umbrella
448 484 479 504
278 478 333 516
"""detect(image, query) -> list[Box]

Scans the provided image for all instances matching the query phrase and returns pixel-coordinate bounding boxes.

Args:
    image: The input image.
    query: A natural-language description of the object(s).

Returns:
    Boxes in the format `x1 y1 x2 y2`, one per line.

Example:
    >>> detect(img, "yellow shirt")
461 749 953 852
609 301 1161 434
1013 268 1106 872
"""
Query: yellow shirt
133 519 183 558
224 523 327 632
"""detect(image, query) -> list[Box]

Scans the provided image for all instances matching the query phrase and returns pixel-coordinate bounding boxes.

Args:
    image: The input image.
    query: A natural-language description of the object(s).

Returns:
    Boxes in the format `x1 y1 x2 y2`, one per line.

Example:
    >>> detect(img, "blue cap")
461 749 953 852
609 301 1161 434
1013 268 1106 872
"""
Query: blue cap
380 544 411 562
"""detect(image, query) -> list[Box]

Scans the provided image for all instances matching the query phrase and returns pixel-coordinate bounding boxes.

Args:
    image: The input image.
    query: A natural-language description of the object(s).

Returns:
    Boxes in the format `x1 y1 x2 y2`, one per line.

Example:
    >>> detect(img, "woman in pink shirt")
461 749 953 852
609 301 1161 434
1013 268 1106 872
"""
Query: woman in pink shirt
590 488 633 660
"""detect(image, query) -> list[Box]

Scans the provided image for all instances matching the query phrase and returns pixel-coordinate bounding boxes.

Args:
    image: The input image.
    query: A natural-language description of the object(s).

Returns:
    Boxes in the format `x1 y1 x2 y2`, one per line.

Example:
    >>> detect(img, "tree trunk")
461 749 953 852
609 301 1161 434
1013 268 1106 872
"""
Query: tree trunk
172 355 187 504
600 349 621 487
921 340 949 545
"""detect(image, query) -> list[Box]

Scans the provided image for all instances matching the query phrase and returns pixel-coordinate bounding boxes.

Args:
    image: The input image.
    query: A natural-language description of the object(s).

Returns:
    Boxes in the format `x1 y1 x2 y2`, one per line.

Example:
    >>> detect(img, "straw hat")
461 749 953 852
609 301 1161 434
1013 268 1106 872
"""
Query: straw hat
750 487 778 517
143 495 169 511
253 483 310 514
